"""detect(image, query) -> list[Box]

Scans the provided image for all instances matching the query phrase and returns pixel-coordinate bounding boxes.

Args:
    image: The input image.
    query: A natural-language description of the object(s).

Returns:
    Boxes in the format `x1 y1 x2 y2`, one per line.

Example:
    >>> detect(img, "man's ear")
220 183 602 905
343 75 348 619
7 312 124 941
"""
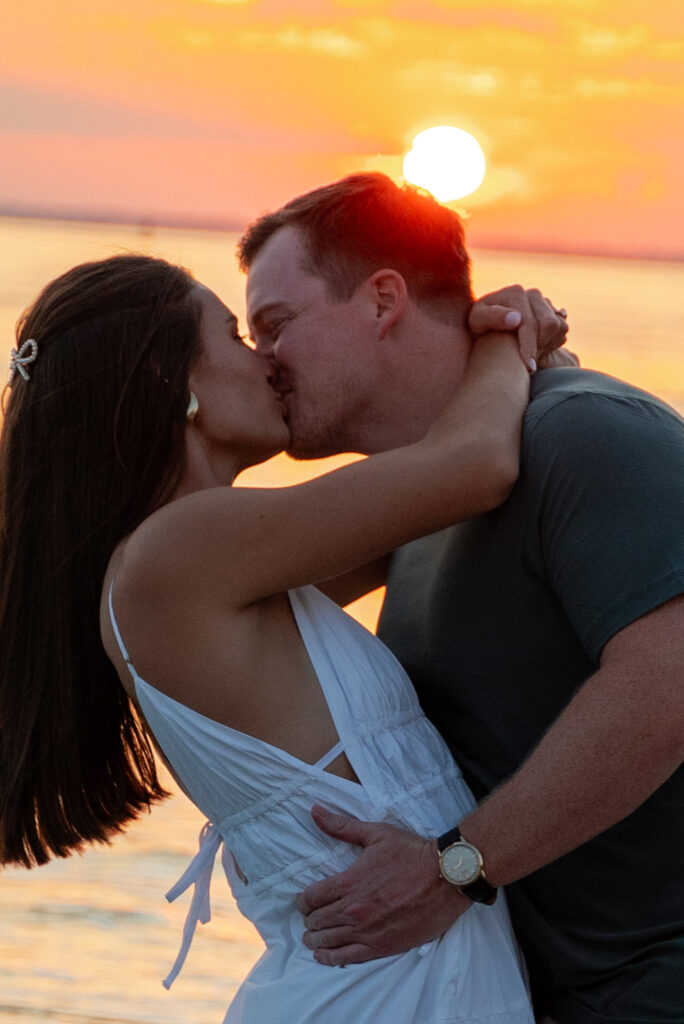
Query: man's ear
367 269 408 340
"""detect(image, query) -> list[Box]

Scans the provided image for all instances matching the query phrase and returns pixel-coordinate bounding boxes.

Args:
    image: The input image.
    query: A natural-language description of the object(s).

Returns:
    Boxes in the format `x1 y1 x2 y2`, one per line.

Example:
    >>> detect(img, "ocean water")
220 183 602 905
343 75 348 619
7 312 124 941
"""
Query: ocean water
0 217 682 1023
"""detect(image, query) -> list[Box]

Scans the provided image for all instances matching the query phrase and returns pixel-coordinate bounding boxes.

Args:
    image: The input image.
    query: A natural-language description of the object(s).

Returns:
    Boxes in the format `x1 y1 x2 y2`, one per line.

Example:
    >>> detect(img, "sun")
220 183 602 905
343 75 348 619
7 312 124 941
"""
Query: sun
403 126 486 202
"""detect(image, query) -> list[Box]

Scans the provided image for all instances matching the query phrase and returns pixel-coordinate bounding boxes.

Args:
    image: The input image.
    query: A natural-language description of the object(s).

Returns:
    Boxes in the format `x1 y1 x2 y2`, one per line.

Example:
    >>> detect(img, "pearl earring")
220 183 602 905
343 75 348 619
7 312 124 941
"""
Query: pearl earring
186 391 199 422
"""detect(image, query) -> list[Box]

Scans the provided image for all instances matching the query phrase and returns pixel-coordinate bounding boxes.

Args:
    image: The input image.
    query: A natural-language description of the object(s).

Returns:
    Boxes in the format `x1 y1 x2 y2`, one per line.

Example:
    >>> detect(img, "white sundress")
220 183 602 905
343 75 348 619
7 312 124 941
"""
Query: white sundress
108 583 534 1024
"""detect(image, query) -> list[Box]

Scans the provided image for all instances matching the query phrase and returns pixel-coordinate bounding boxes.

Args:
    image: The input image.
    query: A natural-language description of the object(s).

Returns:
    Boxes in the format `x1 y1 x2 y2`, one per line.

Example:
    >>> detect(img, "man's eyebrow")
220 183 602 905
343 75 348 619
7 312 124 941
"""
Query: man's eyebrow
248 301 289 329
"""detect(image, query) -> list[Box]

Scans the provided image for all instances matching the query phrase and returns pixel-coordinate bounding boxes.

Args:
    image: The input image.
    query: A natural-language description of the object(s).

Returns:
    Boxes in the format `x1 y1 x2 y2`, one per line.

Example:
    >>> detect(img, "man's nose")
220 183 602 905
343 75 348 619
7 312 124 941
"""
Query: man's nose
254 333 276 359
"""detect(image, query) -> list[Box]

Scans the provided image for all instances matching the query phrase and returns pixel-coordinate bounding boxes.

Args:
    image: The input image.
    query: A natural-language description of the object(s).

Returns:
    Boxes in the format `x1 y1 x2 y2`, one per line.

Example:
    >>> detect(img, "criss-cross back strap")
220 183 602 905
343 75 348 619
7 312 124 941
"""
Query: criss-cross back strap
313 738 345 770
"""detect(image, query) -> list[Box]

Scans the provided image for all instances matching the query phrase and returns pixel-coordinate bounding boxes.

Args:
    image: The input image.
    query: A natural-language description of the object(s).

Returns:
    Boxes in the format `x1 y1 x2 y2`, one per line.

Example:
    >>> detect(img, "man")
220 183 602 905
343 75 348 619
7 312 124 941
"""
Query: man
239 173 684 1024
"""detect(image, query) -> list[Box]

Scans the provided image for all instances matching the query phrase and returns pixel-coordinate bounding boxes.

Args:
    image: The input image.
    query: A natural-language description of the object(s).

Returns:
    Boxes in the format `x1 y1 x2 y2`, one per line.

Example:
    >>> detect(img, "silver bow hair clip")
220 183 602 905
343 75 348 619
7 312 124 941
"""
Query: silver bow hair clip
8 339 38 385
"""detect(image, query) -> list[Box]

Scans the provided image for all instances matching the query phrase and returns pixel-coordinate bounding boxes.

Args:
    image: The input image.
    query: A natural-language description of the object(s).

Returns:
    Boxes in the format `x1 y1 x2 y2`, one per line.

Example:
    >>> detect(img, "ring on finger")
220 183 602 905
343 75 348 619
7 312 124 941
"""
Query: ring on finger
553 307 568 320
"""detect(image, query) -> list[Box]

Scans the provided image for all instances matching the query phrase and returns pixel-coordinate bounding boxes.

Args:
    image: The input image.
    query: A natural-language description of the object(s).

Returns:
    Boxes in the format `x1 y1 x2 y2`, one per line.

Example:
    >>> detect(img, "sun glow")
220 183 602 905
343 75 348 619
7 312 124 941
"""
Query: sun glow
403 126 486 202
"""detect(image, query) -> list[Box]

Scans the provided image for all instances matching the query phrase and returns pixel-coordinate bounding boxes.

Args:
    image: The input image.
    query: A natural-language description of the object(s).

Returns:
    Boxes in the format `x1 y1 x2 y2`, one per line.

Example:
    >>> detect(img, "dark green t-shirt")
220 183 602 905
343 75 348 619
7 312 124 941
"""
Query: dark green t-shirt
378 369 684 1024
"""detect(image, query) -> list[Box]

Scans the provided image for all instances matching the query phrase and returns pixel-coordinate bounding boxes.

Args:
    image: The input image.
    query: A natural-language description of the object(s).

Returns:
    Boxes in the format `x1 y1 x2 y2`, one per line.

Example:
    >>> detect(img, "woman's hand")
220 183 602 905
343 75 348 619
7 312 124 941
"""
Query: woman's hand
469 285 570 370
538 347 580 369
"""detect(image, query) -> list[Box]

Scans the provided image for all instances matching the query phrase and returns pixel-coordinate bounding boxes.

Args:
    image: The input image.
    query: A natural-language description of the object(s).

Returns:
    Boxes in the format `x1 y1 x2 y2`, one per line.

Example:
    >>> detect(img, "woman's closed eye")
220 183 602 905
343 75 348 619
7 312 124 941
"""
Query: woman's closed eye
231 328 255 349
225 314 253 348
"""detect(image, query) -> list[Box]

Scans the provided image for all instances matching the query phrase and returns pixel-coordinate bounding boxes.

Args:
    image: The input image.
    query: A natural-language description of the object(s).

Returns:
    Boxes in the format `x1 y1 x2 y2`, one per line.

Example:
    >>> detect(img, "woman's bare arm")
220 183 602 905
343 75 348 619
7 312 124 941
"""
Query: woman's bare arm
316 556 390 608
125 333 528 608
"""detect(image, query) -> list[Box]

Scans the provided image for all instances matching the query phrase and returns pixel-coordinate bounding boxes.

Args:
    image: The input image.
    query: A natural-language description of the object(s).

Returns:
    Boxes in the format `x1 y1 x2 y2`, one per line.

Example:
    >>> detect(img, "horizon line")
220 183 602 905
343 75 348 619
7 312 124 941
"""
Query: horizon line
1 203 682 265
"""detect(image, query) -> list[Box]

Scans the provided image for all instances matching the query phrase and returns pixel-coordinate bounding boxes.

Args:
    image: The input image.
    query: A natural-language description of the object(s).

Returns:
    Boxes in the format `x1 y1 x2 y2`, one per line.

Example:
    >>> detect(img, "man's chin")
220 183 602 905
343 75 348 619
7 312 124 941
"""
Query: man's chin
285 442 331 462
283 410 353 461
285 432 341 462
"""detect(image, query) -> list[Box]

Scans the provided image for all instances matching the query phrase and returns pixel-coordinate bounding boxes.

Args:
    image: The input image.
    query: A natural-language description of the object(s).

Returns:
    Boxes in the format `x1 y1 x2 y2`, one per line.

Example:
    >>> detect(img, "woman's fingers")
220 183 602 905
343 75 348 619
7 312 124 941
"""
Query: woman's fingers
469 286 570 370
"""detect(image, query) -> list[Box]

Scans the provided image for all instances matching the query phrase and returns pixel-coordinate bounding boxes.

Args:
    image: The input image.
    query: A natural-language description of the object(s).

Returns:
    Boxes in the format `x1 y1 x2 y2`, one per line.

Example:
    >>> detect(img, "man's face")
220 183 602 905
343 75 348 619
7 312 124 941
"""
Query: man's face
246 226 379 460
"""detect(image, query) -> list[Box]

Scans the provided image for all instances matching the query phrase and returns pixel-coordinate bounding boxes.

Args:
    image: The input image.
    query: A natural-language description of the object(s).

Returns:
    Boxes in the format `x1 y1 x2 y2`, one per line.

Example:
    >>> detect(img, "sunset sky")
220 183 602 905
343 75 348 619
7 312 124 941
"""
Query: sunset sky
2 0 683 257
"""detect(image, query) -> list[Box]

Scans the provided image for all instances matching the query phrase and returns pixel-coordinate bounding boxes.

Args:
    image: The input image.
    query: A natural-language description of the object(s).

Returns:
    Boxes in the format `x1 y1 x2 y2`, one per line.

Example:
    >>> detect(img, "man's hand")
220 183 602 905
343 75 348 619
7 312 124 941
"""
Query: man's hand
296 805 470 966
469 285 570 370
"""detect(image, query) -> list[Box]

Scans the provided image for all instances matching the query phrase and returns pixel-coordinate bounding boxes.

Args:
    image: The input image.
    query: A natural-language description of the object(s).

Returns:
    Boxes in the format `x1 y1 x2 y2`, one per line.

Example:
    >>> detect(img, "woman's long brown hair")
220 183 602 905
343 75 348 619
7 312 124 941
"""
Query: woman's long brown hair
0 254 202 867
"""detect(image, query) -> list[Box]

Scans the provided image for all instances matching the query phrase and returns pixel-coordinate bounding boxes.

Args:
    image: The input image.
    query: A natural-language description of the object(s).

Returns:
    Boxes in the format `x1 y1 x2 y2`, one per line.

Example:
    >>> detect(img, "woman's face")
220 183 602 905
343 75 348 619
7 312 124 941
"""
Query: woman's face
188 285 290 468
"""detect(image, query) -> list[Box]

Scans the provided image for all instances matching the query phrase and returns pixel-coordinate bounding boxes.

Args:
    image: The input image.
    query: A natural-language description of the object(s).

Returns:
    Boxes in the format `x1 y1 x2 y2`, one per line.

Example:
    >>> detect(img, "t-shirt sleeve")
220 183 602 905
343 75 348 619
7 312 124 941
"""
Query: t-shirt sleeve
524 390 684 662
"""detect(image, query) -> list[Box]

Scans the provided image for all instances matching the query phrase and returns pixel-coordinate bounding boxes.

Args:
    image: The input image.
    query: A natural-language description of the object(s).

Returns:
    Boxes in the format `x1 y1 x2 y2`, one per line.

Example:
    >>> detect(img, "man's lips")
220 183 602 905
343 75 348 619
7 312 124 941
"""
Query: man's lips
266 370 293 414
270 382 292 421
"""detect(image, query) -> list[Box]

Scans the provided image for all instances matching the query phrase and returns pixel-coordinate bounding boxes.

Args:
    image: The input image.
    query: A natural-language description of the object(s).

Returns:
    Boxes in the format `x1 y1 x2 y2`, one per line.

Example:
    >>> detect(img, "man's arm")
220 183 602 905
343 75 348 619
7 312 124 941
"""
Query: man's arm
297 595 684 965
459 593 684 884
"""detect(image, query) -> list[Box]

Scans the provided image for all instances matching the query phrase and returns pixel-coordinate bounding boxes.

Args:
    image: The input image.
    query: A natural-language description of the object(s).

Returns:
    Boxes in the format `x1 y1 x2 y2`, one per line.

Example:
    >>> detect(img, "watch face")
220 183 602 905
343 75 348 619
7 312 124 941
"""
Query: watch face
440 842 482 885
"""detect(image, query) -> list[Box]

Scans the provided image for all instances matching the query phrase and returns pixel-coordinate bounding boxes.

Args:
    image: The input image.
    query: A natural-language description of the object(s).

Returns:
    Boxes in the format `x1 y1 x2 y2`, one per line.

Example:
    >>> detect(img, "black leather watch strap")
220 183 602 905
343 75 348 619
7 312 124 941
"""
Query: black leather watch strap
458 874 497 904
437 825 463 853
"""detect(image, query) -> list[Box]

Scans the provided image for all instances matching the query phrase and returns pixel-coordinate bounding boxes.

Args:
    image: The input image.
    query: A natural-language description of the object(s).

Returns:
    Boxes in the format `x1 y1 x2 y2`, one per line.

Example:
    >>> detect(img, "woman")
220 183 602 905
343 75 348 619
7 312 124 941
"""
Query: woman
1 254 534 1022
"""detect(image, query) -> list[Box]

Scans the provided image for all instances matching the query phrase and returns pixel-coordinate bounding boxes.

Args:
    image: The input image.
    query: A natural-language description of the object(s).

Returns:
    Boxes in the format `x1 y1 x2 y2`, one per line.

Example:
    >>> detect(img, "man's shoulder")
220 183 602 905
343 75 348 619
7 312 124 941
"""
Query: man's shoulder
524 367 684 442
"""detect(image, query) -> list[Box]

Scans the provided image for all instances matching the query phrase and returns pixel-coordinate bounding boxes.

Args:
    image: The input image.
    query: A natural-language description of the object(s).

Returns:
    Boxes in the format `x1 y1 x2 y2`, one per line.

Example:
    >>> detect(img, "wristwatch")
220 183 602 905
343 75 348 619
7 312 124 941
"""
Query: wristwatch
437 826 497 905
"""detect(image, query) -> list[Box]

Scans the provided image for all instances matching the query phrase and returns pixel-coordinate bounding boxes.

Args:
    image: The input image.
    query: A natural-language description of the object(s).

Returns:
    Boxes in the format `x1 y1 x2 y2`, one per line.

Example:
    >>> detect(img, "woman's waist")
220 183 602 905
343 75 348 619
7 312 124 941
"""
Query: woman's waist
223 767 476 902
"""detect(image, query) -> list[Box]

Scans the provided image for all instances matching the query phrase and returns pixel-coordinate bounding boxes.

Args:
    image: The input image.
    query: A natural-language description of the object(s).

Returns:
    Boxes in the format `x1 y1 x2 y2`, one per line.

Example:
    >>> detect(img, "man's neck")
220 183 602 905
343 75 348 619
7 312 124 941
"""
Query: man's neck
356 320 472 454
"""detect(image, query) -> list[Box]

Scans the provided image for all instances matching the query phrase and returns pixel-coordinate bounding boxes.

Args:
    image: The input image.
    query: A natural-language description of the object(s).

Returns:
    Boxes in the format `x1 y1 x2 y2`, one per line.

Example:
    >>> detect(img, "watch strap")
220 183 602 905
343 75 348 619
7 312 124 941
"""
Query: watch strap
437 826 498 905
458 874 497 904
437 825 464 853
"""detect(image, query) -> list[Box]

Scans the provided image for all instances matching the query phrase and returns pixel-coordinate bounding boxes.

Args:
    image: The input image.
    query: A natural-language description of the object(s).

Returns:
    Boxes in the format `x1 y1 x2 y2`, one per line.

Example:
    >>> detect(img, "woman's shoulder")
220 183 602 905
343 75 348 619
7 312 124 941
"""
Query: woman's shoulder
117 487 241 599
101 495 241 697
107 512 182 614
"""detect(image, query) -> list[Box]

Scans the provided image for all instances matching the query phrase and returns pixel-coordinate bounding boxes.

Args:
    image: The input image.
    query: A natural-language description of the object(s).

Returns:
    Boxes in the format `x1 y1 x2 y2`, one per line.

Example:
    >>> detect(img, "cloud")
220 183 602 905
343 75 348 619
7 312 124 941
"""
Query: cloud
574 23 649 57
400 62 503 97
575 78 636 100
238 24 368 57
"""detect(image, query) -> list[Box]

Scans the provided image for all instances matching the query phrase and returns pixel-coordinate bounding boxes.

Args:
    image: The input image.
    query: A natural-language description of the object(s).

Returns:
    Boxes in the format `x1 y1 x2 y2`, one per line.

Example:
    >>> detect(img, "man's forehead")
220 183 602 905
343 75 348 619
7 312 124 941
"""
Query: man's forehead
246 268 292 326
247 225 306 282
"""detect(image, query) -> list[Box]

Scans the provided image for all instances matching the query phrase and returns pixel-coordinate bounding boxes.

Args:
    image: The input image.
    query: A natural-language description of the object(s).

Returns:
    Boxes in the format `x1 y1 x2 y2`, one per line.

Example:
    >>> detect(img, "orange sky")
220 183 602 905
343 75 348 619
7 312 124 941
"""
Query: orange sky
2 0 683 257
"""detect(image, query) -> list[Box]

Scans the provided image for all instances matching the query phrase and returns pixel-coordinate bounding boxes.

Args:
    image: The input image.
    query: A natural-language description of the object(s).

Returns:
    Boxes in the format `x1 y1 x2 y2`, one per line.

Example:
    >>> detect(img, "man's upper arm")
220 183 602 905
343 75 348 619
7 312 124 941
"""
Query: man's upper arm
599 593 684 757
525 387 684 662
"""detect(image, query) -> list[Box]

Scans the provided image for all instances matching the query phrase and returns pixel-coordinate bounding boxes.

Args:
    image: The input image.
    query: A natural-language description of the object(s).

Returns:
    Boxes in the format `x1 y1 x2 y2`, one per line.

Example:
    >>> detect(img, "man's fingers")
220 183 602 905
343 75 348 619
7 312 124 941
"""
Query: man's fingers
302 897 360 932
303 924 359 950
296 878 346 917
314 944 376 967
297 812 395 917
310 804 375 846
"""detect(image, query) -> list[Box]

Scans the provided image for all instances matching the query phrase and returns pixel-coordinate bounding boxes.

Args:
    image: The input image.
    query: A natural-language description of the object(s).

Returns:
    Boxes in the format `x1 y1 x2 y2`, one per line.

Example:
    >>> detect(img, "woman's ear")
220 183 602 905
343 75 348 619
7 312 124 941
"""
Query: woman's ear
367 269 408 340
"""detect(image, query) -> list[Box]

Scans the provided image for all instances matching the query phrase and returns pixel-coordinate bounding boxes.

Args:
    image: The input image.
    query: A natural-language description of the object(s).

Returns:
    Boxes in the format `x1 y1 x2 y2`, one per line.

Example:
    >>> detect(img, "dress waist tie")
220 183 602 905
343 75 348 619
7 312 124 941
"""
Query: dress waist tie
162 820 222 989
